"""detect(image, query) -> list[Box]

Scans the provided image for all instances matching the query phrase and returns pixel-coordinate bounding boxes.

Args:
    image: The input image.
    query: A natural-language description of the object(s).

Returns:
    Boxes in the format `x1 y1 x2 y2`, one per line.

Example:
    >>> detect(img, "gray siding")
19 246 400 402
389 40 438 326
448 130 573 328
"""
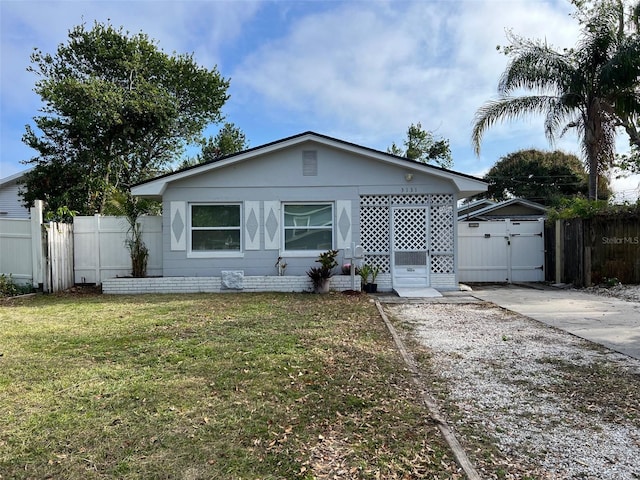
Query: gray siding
0 180 30 219
160 142 457 278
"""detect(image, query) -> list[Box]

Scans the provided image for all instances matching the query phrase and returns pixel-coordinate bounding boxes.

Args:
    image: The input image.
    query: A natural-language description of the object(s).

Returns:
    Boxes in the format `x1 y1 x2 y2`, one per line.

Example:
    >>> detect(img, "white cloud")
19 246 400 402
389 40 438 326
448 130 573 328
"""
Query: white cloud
232 0 581 156
0 0 260 175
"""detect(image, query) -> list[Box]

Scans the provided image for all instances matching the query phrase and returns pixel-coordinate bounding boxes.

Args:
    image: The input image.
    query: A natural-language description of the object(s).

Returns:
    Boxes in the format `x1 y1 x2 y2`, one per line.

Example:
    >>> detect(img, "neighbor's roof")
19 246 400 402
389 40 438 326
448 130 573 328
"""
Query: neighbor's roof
132 131 487 198
462 198 548 221
0 168 32 187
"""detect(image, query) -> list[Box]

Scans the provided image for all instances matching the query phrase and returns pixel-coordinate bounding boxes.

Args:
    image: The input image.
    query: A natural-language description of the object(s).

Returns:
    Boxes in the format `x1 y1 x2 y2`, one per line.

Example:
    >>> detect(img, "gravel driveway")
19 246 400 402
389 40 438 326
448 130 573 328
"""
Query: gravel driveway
385 287 640 479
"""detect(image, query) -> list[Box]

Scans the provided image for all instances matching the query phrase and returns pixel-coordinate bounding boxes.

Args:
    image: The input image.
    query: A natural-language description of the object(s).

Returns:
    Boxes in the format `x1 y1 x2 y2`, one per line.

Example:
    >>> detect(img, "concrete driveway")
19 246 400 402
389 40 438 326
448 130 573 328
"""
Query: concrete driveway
471 284 640 360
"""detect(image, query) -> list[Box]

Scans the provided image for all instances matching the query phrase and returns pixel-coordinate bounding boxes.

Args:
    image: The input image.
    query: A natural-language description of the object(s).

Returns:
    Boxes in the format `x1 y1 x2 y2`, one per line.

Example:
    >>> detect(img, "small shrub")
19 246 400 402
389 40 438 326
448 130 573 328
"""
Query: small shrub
547 197 640 221
0 274 34 297
603 277 621 287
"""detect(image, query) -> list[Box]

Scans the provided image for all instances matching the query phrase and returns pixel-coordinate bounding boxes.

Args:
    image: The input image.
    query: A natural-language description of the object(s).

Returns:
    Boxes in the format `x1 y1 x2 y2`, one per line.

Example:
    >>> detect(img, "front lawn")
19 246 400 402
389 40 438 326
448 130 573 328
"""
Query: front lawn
0 292 460 479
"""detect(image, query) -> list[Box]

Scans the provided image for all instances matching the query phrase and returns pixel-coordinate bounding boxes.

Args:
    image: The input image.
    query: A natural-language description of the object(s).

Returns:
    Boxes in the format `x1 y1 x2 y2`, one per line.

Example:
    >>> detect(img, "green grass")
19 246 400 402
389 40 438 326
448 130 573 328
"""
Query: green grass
0 292 460 479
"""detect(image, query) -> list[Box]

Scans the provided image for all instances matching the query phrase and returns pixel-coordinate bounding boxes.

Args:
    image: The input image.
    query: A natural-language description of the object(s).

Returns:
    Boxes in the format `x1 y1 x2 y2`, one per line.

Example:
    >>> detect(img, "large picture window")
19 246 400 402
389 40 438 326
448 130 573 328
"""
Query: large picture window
191 204 241 251
283 203 333 251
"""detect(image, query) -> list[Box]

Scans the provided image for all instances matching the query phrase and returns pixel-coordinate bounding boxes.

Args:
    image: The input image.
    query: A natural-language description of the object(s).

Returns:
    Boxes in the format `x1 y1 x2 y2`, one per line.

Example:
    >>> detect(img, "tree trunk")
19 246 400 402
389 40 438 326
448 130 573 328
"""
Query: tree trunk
584 103 601 200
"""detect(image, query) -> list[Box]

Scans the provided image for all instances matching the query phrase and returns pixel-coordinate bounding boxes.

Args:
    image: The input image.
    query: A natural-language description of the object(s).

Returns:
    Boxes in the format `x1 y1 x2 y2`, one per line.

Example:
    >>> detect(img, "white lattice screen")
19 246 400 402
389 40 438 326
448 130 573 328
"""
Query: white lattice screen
359 193 454 276
430 198 454 274
359 196 390 273
392 208 428 250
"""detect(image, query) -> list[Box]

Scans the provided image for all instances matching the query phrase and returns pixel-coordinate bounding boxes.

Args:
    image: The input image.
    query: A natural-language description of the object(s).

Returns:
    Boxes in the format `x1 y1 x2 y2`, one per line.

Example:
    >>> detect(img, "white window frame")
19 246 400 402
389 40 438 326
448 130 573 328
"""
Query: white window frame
188 203 244 258
282 202 334 255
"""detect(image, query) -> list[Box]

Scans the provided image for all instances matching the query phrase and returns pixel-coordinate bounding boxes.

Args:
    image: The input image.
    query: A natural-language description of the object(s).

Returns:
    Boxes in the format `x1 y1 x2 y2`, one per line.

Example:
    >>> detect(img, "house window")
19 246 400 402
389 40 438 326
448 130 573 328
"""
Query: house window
283 203 333 251
191 204 241 251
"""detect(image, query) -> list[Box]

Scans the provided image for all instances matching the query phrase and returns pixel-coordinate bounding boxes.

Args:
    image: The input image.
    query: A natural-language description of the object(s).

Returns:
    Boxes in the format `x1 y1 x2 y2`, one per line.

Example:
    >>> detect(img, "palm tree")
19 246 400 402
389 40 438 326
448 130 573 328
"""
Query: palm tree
472 0 640 200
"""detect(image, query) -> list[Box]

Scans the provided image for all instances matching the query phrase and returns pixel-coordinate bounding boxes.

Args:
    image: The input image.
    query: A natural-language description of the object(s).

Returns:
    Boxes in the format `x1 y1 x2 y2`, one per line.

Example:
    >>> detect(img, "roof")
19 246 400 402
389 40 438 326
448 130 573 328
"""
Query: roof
458 199 496 219
461 198 548 221
132 131 487 198
0 168 32 187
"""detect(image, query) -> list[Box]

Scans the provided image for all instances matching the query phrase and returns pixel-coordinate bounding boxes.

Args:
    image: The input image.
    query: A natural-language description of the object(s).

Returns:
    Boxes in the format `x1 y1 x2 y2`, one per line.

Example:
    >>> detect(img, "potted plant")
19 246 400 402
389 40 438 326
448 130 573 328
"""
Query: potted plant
368 265 380 293
306 249 338 293
359 264 371 292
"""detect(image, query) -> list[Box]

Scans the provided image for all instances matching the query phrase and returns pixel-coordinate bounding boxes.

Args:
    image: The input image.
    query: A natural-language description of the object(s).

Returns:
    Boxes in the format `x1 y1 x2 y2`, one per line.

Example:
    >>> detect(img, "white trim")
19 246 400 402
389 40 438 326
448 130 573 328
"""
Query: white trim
187 252 245 259
279 250 326 258
281 202 334 253
188 203 243 254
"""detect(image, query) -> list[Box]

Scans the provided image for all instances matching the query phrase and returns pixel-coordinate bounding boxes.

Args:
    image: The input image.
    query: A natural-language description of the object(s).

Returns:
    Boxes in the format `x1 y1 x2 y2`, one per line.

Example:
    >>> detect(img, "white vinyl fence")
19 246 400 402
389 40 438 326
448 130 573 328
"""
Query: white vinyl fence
0 217 38 285
458 219 545 283
74 215 162 284
0 201 74 292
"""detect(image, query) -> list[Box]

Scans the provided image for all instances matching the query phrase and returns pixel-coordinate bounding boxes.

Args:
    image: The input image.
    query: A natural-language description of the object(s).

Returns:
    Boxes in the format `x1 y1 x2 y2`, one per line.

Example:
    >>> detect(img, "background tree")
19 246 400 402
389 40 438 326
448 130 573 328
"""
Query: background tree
480 149 611 205
179 122 249 168
203 122 249 161
21 21 230 215
388 122 453 168
472 0 640 200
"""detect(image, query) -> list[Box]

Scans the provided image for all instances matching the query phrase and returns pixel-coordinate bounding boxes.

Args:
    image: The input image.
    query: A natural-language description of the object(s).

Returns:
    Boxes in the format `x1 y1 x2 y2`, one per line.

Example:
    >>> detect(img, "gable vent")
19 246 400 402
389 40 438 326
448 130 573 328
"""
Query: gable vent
302 150 318 176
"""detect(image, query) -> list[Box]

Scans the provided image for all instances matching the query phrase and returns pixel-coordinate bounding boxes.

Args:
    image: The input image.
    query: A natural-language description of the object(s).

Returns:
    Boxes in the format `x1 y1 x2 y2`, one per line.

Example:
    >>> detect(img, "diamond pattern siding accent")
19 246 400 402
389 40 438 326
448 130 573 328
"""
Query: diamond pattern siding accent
338 209 350 240
247 210 258 240
170 201 186 251
172 210 184 243
336 200 352 249
244 201 260 250
264 201 280 250
266 210 278 241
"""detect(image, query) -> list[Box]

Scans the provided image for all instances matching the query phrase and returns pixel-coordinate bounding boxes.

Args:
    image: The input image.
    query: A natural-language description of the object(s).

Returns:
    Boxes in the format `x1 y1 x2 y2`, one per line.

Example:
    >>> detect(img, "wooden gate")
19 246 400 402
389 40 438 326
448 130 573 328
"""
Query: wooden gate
43 222 74 293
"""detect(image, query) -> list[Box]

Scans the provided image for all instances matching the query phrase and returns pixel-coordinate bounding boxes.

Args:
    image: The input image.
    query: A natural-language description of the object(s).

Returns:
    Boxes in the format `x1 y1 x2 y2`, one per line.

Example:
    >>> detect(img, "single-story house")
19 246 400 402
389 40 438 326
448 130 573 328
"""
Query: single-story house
131 132 487 292
460 198 547 221
0 169 31 219
457 198 496 220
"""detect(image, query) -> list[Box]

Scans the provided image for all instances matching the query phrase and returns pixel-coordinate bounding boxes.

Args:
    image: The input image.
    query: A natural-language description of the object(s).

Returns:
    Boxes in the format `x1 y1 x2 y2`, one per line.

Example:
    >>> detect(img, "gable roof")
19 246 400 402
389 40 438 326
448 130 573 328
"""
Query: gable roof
458 198 496 219
462 198 548 221
0 168 32 187
132 131 487 198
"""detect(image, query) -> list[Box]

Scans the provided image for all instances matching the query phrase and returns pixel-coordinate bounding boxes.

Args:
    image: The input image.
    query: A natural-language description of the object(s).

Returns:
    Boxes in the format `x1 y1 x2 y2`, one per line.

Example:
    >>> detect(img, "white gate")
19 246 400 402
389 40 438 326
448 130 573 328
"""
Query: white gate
74 215 162 284
391 206 430 287
458 219 544 283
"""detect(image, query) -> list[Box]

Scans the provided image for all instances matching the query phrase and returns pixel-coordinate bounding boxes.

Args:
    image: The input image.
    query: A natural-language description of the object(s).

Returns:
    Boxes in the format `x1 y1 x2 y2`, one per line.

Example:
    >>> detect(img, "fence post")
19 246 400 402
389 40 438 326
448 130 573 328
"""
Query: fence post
554 219 563 284
30 200 44 288
584 246 591 286
94 214 101 284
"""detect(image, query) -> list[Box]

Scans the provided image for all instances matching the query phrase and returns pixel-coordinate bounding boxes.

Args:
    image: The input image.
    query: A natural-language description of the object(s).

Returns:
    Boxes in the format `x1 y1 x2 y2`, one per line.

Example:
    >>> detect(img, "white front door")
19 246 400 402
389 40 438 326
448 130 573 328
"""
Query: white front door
391 206 430 288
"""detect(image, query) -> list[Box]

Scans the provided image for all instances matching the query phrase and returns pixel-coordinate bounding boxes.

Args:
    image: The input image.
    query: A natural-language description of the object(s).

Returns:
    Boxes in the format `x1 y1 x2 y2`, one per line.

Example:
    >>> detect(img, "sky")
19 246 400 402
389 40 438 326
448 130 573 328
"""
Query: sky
1 0 639 201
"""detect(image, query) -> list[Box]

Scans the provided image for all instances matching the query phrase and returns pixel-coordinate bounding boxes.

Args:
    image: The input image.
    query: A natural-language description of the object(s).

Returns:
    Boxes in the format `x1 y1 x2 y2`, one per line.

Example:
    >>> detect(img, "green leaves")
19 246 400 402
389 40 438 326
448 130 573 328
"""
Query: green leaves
388 122 453 169
473 1 640 200
482 149 602 205
22 20 230 216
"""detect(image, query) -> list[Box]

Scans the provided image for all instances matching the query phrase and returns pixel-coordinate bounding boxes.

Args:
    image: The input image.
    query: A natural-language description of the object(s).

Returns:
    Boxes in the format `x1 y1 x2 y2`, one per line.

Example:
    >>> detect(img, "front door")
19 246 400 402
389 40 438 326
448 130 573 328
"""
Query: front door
391 206 429 288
